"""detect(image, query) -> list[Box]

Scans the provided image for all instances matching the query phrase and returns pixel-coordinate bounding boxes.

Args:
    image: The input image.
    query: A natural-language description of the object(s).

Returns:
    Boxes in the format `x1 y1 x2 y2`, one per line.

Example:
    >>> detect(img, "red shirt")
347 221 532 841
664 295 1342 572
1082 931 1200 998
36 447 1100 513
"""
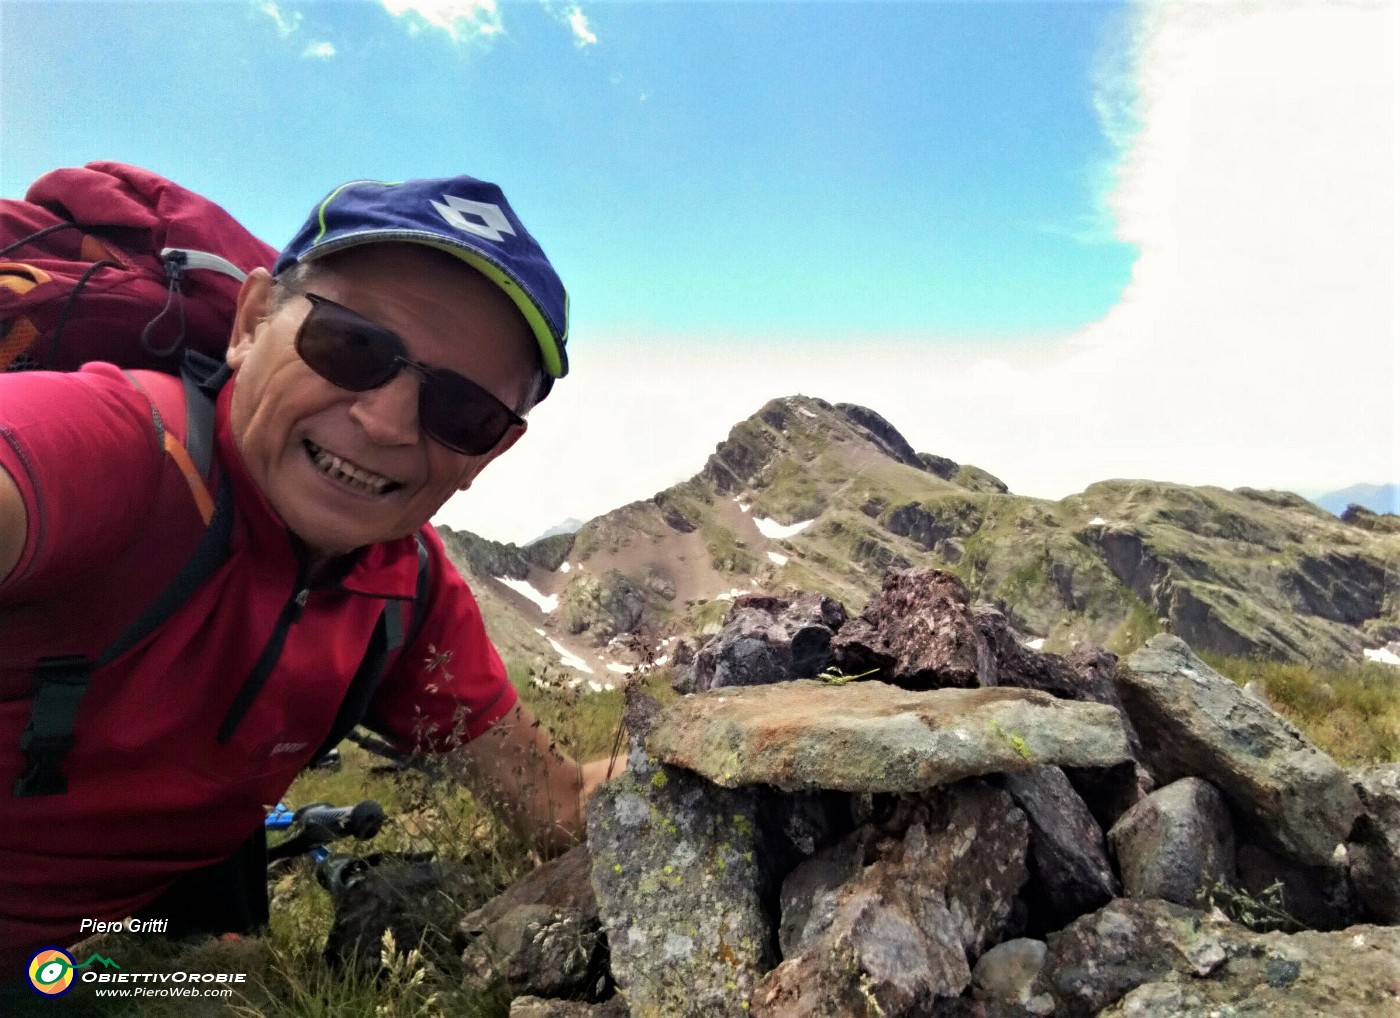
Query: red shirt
0 364 517 972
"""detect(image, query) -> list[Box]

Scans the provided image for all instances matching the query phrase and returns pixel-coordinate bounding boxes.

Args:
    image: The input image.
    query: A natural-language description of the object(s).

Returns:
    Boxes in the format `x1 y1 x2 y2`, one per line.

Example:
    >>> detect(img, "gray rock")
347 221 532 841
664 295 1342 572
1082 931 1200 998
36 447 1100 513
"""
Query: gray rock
1002 766 1117 929
830 568 996 689
459 844 597 936
971 938 1051 1012
777 827 876 958
672 592 847 694
460 904 607 1001
1350 763 1400 923
887 501 954 550
755 783 1029 1018
458 845 604 999
1044 897 1400 1018
646 680 1132 793
835 403 925 469
973 607 1091 701
586 757 771 1018
1107 777 1236 907
1042 898 1227 1018
558 569 647 641
923 783 1032 959
1117 635 1362 866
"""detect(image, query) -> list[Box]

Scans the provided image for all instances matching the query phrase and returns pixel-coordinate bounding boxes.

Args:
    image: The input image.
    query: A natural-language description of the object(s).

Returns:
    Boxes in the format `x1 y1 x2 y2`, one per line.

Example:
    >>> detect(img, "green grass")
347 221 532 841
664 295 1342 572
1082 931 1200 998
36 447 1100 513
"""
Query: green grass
700 520 761 574
684 598 731 634
750 455 825 521
1106 596 1163 656
1203 653 1400 766
47 746 525 1017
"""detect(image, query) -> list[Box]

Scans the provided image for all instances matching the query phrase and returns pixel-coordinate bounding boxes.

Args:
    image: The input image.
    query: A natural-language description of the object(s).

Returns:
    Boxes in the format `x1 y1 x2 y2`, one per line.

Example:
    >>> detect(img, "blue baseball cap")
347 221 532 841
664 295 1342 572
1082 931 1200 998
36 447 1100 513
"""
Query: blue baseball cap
274 175 569 395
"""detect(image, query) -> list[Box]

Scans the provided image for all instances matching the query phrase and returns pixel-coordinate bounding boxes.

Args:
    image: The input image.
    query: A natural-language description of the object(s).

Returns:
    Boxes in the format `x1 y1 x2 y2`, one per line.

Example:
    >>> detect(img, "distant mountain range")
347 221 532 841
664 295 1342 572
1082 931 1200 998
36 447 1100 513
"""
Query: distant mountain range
435 396 1399 682
530 518 586 543
1313 483 1400 517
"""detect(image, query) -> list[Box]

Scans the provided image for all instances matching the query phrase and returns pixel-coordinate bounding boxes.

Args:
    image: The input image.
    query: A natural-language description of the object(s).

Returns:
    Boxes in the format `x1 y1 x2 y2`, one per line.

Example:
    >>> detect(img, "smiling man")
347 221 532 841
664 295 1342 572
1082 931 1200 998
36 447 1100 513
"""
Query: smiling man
0 175 612 978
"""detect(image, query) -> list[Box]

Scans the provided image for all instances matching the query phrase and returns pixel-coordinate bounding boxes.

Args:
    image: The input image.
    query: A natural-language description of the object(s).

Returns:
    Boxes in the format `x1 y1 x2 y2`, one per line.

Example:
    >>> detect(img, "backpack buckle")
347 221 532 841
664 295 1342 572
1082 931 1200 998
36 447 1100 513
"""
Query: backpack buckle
14 732 77 796
13 655 91 797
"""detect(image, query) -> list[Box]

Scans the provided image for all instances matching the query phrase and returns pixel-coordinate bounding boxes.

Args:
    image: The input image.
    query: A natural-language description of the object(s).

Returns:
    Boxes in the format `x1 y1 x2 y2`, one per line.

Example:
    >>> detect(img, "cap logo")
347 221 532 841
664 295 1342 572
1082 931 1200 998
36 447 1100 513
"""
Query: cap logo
430 195 517 244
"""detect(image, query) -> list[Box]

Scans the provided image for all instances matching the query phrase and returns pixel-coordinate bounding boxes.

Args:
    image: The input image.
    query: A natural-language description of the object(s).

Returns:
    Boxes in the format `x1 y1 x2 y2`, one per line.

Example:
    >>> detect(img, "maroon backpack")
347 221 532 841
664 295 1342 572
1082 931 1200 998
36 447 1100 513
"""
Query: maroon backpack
0 161 276 373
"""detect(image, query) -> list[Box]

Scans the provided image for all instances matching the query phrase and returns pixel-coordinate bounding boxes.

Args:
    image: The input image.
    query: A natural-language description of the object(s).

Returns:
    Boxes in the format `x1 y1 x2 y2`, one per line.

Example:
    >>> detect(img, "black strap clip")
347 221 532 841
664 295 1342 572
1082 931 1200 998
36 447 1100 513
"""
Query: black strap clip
13 655 93 797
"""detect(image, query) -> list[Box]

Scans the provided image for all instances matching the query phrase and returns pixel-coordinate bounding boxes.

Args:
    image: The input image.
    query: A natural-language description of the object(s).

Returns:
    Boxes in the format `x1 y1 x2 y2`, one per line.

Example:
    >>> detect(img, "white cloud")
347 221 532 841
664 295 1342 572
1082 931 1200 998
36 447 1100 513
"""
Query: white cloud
301 41 336 59
258 0 302 37
380 0 503 43
436 1 1396 546
564 4 596 47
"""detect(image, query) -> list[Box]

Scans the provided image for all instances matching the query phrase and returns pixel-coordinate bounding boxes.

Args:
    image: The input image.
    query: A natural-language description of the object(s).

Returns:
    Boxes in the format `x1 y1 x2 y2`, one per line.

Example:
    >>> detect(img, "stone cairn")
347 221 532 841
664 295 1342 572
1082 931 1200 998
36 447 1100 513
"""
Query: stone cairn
453 569 1399 1018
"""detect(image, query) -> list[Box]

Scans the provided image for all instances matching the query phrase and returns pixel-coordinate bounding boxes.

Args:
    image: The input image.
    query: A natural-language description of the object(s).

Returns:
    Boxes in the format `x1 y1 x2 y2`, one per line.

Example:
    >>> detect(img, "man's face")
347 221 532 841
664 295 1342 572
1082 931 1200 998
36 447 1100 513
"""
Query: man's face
226 243 537 561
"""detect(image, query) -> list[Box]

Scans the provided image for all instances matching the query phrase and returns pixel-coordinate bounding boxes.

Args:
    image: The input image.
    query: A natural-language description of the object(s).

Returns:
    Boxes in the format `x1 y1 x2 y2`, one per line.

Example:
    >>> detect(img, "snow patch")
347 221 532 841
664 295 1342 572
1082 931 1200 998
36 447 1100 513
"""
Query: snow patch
655 655 669 666
548 638 593 674
716 588 747 601
797 407 817 418
1024 638 1045 651
587 681 617 693
558 561 572 574
1088 517 1107 526
739 503 751 513
1364 647 1400 667
768 551 789 566
754 517 814 540
534 628 546 636
497 577 557 613
607 662 634 675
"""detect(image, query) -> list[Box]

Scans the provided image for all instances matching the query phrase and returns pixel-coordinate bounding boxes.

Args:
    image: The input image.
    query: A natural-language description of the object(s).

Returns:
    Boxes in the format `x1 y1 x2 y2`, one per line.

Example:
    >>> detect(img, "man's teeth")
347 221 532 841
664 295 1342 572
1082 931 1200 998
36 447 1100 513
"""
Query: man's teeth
306 441 395 495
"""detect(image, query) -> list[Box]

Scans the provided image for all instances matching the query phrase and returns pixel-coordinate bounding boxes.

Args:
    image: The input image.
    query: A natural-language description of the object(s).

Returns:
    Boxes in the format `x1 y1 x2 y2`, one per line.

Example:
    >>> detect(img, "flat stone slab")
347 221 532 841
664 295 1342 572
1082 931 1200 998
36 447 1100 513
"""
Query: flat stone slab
646 680 1132 793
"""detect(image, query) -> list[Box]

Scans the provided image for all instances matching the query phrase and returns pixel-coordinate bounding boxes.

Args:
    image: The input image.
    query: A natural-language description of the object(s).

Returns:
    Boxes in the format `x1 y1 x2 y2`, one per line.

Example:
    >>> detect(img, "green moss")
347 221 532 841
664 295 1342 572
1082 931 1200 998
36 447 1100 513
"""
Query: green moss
987 720 1034 761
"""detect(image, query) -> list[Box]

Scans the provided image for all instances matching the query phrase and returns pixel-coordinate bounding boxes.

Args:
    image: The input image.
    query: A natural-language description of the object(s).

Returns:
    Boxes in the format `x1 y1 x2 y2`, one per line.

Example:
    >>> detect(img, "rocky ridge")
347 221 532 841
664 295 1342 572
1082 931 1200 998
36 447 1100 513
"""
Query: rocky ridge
438 396 1400 678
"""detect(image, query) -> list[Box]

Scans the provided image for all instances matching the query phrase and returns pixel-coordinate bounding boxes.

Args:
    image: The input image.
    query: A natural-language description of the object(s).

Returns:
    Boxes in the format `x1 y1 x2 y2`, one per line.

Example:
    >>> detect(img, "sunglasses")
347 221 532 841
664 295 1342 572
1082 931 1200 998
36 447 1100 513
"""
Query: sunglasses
293 292 525 456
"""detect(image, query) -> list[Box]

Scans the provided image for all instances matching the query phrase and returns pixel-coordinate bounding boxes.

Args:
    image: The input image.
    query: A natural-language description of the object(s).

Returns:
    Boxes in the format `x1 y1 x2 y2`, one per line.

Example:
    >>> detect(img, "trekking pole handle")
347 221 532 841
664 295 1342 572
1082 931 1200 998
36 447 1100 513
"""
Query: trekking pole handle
294 800 385 842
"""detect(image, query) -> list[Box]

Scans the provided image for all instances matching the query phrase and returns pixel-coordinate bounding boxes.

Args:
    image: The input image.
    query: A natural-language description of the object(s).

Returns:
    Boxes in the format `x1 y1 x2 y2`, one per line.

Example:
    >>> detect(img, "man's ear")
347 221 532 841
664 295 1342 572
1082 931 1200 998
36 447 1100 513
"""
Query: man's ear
456 421 528 492
226 268 276 370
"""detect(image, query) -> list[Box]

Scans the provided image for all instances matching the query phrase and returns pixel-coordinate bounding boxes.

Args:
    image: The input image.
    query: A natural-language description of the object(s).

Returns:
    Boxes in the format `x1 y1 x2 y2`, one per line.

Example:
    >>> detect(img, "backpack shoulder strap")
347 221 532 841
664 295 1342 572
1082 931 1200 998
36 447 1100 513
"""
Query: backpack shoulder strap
309 532 432 764
13 366 232 796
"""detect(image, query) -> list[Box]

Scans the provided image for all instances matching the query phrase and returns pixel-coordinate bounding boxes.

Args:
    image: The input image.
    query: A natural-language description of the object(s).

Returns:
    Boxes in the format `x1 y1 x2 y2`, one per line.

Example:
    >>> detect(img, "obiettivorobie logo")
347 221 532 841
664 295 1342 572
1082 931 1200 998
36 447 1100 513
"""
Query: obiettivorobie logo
26 948 119 997
25 946 248 1000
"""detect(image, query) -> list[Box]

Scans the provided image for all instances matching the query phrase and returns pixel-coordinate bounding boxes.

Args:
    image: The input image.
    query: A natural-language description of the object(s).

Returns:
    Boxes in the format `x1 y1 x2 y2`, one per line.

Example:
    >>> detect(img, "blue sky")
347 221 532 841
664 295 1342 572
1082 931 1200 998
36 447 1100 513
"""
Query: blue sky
2 1 1394 544
4 1 1134 341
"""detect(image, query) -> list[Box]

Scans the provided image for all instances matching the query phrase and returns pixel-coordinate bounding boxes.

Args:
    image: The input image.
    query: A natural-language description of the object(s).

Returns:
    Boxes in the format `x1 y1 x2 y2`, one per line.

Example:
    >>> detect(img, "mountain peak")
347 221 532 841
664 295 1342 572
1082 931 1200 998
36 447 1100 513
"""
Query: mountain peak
700 395 1007 504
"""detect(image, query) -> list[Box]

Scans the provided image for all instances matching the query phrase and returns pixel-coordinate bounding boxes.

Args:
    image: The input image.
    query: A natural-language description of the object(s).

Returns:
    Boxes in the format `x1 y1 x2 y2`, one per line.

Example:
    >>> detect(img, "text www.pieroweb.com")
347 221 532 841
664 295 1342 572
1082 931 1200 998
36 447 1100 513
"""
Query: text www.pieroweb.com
84 971 244 998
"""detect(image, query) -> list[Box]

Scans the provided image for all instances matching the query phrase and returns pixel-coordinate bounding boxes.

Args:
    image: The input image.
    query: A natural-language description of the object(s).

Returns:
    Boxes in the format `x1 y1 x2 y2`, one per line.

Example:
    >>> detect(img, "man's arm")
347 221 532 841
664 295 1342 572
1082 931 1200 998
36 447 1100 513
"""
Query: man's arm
453 700 624 855
0 464 26 589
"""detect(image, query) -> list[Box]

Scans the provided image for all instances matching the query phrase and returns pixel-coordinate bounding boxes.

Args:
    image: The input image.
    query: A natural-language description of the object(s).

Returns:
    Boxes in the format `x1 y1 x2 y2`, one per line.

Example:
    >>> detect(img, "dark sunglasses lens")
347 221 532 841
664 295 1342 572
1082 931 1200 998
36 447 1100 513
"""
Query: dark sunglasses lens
420 372 514 456
297 301 400 391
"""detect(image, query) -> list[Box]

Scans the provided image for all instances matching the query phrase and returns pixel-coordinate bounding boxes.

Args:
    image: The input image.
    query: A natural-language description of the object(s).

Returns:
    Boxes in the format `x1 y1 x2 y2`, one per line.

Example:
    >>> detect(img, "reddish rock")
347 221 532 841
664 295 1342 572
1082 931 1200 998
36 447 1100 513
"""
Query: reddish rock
830 569 995 689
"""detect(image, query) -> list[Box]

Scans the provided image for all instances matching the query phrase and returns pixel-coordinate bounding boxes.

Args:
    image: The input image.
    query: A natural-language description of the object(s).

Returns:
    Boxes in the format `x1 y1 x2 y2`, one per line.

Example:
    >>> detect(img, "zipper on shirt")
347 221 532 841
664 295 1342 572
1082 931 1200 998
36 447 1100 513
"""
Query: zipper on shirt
216 568 312 745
